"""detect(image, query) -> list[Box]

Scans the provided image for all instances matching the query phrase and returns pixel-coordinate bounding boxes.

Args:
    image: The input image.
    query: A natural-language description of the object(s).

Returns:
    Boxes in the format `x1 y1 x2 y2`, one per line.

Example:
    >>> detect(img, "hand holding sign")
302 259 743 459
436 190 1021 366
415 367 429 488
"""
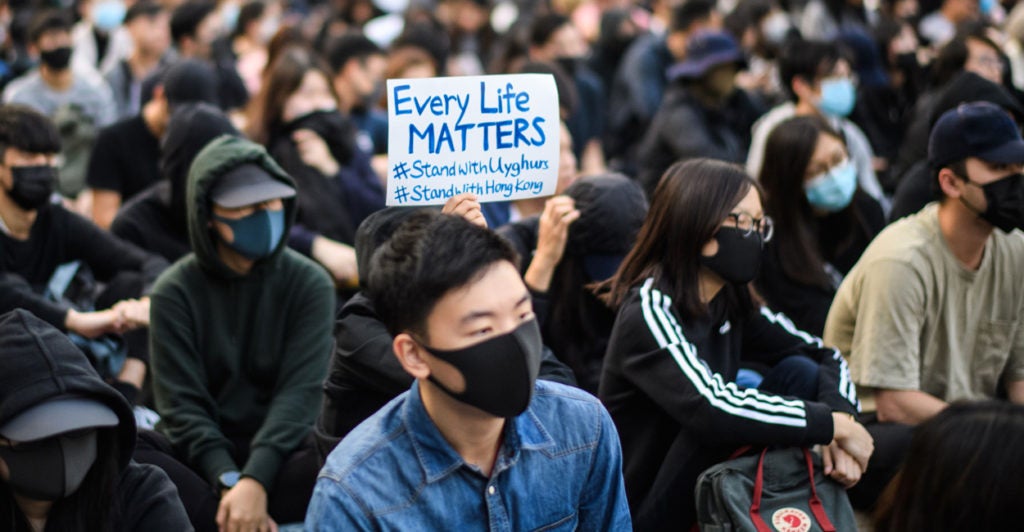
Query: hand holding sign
386 74 561 206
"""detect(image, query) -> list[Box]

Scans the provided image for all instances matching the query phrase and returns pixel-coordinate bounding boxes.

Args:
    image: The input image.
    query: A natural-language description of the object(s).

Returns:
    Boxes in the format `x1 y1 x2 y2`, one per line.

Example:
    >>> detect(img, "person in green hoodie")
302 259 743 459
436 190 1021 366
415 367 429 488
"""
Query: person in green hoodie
141 135 335 532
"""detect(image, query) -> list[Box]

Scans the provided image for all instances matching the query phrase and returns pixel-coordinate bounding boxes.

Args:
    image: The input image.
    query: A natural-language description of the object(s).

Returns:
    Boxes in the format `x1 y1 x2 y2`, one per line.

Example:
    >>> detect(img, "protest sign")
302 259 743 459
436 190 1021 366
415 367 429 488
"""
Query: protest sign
385 74 560 206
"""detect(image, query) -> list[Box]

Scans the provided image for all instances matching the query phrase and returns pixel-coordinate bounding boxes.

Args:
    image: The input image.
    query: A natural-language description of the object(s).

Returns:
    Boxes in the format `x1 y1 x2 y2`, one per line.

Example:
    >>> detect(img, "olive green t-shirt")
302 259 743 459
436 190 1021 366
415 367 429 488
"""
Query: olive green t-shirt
824 203 1024 404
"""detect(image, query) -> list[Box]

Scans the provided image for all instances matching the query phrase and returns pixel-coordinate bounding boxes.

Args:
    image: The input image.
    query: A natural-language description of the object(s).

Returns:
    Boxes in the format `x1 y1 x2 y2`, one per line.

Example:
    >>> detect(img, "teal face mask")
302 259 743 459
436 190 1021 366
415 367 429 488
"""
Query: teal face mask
805 159 857 212
817 78 856 117
215 208 285 260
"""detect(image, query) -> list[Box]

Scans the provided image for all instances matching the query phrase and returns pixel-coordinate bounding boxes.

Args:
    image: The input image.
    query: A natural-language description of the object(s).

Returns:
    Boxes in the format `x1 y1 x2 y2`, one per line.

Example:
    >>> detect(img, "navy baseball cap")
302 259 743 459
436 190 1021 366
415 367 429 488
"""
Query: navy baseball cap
928 101 1024 168
667 31 746 81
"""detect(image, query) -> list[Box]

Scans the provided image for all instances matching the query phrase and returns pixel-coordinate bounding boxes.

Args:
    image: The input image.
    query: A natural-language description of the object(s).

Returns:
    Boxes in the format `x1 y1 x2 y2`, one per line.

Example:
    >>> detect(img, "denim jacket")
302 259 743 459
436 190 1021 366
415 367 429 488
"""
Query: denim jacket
306 379 632 531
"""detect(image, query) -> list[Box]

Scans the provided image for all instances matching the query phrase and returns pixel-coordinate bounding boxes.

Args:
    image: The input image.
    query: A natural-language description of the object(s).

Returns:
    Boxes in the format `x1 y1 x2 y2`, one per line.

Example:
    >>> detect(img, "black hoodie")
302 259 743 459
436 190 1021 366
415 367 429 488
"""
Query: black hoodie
110 103 240 262
0 309 191 531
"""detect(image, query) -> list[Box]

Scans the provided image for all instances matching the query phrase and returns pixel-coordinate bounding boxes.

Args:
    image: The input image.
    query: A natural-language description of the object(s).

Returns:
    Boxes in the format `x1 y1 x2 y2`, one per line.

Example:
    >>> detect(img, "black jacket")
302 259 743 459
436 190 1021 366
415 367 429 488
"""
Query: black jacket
637 84 763 193
0 203 168 329
0 309 191 531
599 279 859 529
757 191 885 336
314 292 578 462
111 181 191 263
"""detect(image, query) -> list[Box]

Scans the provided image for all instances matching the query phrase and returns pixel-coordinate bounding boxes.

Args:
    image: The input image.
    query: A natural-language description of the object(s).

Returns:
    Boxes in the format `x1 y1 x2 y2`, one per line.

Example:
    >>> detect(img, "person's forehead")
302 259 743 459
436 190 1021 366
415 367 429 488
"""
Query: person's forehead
428 262 527 323
38 29 71 42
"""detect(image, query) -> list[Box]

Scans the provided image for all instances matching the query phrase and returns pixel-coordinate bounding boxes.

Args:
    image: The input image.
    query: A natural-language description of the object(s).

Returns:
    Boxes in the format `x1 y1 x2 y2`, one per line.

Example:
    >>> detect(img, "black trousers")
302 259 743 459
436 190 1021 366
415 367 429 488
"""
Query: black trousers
848 414 912 511
134 429 320 531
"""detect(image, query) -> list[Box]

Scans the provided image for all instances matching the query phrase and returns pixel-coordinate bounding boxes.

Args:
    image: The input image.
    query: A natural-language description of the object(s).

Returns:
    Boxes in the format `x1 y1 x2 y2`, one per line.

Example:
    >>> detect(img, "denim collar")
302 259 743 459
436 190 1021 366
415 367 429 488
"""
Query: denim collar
402 380 555 483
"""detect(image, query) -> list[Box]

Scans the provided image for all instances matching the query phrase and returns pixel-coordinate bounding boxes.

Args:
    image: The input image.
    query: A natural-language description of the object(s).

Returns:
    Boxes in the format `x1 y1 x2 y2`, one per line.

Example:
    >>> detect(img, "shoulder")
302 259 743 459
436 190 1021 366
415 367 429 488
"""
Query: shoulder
531 381 607 425
752 104 795 136
151 255 203 301
855 208 936 266
319 393 413 491
4 71 40 97
276 248 335 292
991 229 1024 265
839 119 871 144
116 462 192 529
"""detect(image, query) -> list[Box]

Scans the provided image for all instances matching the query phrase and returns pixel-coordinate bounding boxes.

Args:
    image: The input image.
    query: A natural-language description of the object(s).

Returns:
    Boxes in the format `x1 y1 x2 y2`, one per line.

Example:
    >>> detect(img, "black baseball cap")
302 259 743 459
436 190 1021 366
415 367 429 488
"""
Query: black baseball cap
928 101 1024 168
210 163 295 208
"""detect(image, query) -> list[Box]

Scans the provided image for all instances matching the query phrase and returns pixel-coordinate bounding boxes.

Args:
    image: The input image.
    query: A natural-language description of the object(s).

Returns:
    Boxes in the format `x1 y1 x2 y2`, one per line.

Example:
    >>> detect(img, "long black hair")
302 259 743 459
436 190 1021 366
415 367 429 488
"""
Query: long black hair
598 158 760 319
874 401 1024 531
0 428 122 532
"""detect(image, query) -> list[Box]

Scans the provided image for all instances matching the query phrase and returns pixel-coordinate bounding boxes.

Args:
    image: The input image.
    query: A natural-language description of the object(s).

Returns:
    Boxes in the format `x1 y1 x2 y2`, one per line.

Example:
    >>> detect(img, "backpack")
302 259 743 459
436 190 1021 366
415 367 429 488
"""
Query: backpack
695 447 857 532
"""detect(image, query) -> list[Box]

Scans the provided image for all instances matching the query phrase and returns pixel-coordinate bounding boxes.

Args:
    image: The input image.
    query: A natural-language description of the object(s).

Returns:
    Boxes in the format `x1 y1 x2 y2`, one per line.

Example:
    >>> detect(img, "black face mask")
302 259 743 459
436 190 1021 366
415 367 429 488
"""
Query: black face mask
964 172 1024 233
699 226 765 284
894 52 917 70
0 429 98 501
419 319 543 418
6 165 56 211
39 46 72 70
282 110 356 166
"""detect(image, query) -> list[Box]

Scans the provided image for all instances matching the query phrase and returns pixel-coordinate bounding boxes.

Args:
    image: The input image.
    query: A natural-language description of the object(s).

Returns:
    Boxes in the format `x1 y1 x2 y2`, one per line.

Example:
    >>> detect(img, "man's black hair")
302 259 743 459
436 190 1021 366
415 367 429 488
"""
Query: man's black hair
367 211 519 338
0 105 61 159
28 9 72 45
326 33 384 74
170 0 217 45
529 14 570 48
779 39 846 101
393 21 450 75
931 159 968 201
124 0 164 24
669 0 716 34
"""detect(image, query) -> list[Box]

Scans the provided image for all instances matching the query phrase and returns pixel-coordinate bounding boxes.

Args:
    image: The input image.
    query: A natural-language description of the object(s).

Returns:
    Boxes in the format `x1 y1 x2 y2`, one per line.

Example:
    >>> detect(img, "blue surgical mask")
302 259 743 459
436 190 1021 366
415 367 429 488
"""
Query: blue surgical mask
805 159 857 212
818 78 856 117
215 208 285 260
93 0 126 32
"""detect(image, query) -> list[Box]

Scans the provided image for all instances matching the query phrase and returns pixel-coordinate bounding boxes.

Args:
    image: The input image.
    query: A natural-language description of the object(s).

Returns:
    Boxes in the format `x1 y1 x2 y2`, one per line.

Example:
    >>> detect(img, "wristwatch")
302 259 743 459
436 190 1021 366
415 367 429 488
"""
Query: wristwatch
218 470 241 491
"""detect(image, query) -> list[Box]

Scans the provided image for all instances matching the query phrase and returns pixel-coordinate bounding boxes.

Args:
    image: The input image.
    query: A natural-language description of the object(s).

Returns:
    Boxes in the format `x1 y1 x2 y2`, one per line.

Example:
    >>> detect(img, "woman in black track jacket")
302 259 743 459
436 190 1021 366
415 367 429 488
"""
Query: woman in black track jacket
595 158 873 530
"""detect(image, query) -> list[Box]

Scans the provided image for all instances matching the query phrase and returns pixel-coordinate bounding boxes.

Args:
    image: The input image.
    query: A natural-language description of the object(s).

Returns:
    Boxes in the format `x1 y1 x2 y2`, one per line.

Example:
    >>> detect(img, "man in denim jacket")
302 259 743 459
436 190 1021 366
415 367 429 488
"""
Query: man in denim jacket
306 211 631 530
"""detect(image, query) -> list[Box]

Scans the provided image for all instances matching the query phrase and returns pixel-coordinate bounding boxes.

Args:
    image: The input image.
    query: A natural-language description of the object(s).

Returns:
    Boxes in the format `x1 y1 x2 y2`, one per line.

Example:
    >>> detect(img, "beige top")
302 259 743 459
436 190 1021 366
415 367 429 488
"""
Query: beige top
824 203 1024 404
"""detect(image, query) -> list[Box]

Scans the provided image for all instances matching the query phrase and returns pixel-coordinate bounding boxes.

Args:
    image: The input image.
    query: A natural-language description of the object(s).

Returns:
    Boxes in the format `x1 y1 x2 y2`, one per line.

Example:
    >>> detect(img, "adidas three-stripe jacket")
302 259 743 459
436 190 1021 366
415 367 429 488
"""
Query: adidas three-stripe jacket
599 277 860 529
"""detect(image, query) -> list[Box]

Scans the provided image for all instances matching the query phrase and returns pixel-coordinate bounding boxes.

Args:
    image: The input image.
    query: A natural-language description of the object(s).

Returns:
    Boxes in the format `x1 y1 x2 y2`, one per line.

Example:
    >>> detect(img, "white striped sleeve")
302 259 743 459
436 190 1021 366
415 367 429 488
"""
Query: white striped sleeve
638 278 810 428
758 307 860 410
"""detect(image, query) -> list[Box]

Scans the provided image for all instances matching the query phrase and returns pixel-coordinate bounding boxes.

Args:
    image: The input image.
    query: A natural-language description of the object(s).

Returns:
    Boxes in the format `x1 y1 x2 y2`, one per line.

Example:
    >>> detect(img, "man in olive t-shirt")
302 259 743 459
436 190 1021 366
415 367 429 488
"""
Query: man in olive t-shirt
825 102 1024 426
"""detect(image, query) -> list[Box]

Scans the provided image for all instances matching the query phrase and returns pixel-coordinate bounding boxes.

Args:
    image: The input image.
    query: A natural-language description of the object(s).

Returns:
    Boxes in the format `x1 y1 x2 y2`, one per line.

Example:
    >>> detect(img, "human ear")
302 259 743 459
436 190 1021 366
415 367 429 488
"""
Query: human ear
701 236 719 258
937 168 964 199
791 76 815 102
393 333 431 380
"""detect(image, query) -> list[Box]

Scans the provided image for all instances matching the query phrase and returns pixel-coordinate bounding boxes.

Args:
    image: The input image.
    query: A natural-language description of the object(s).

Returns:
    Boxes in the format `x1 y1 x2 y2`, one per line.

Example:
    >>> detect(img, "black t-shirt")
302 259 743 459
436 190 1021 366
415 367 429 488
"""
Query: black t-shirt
0 203 167 328
85 115 161 200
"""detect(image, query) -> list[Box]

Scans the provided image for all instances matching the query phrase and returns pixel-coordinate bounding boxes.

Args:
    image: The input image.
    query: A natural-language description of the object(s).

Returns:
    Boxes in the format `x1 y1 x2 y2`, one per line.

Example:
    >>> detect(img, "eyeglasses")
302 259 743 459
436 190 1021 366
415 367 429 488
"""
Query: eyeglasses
726 212 774 242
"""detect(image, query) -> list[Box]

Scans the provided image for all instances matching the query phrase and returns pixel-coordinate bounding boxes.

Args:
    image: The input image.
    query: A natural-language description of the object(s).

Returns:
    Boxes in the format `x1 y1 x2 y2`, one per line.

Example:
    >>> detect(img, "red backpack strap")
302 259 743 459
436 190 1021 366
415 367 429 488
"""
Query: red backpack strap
749 448 772 532
803 448 837 532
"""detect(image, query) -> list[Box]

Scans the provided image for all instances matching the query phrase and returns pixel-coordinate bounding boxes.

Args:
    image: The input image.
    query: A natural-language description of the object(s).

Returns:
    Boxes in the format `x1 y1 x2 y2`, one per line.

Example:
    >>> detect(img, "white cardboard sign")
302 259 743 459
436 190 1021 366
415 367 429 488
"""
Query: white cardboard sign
385 74 560 206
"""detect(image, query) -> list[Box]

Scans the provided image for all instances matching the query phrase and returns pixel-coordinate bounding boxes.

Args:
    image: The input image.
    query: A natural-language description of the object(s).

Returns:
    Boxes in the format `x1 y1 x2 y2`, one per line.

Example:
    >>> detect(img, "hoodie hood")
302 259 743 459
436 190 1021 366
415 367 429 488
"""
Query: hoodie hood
186 135 298 279
0 310 136 470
